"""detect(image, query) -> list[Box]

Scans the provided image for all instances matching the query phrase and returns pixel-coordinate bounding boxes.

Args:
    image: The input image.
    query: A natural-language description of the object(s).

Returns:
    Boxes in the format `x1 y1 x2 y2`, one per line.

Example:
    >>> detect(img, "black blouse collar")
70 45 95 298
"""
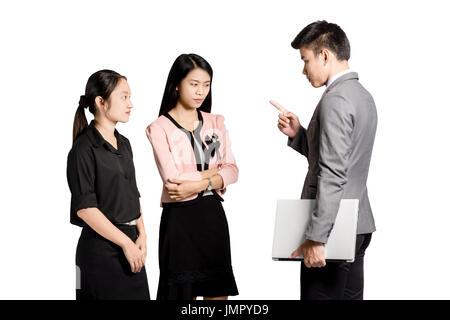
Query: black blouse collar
86 121 122 152
163 109 203 132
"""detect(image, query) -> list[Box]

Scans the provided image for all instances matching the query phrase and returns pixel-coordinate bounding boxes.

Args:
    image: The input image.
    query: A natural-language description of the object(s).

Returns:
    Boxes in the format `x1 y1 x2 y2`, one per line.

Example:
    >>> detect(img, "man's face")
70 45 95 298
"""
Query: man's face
299 46 328 88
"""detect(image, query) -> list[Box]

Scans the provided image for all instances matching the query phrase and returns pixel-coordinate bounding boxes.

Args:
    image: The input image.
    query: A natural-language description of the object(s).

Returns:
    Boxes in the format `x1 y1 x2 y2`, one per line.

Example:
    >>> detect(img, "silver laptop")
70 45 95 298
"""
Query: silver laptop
272 199 359 262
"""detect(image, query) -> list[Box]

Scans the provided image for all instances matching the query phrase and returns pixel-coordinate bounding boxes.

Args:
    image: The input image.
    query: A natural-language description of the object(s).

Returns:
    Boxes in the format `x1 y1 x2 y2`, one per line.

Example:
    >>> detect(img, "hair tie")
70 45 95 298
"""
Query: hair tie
79 95 88 109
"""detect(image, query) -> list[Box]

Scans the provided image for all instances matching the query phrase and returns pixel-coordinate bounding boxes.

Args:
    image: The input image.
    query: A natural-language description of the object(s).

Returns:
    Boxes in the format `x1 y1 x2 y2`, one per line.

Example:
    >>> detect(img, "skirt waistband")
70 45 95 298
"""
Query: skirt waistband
162 192 224 209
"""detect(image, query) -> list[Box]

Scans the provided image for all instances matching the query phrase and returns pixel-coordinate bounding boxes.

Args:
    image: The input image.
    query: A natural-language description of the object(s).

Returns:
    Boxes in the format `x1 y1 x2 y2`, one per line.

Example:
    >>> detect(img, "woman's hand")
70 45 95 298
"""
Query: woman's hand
121 239 145 273
135 233 147 266
165 179 206 201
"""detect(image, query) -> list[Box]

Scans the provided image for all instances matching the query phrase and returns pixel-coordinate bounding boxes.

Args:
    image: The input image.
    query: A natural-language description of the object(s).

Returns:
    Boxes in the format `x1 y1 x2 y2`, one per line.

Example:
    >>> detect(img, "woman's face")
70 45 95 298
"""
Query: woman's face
98 78 134 123
176 67 211 110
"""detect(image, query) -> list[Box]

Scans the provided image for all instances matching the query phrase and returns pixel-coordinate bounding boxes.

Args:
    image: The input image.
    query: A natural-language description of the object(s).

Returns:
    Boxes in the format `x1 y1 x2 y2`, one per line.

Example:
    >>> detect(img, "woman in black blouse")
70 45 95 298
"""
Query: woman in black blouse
67 70 150 300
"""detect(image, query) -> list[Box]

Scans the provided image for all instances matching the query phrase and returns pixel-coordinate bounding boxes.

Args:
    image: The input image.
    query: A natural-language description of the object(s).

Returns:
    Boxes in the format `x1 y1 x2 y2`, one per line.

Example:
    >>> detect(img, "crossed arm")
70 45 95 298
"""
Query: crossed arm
146 117 237 201
165 168 225 201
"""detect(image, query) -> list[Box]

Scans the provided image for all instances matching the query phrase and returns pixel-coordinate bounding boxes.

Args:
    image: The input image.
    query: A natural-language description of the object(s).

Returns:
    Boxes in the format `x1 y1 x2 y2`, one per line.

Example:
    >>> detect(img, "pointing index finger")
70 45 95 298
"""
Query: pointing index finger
269 100 289 114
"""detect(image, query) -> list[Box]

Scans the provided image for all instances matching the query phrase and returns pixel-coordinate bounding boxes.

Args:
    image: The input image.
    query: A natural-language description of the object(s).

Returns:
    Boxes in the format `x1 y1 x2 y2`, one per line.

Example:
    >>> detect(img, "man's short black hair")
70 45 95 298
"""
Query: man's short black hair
291 20 351 61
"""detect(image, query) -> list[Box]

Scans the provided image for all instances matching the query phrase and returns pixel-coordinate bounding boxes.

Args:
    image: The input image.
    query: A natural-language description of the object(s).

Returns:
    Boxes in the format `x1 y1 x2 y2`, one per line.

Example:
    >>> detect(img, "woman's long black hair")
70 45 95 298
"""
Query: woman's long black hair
72 69 126 143
158 53 213 116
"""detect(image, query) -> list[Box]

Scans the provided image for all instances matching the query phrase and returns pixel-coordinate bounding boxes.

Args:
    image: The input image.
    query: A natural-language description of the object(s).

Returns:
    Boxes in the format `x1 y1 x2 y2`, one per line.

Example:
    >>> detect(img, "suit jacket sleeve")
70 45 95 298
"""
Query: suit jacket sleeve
287 126 308 157
305 94 354 243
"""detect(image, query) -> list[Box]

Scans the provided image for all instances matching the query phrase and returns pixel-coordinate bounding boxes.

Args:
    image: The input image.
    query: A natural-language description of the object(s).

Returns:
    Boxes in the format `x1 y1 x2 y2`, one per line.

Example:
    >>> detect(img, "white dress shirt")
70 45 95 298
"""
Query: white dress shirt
326 69 353 87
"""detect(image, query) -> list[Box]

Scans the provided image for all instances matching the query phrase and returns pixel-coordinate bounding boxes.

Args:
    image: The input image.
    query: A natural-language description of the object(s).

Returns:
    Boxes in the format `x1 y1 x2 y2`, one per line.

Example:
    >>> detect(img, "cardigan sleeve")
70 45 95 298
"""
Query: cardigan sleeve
146 122 202 183
215 114 239 189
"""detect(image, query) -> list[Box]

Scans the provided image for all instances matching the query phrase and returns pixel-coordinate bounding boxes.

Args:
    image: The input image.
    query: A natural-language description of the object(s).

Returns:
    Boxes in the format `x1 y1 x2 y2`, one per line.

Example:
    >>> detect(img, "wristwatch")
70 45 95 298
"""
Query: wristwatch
206 178 213 191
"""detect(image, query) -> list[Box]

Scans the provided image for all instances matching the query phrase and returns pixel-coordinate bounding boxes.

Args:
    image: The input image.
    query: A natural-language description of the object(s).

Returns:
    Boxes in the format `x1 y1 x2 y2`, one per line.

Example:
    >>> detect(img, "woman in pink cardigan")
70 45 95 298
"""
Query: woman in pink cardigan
146 54 239 300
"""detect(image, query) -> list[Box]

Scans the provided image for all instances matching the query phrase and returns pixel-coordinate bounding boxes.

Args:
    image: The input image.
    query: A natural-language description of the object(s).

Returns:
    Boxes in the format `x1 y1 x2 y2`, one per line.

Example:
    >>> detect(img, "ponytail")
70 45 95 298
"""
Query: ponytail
72 95 89 143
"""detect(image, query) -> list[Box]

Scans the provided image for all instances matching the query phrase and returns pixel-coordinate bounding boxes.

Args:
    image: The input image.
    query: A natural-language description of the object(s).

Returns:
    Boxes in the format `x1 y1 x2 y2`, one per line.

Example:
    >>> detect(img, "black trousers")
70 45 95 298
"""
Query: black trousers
300 233 372 300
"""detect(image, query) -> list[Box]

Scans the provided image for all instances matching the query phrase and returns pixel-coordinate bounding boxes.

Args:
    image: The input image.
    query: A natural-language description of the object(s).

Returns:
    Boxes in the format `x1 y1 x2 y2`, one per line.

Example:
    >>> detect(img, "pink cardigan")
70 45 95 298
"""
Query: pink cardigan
146 110 238 206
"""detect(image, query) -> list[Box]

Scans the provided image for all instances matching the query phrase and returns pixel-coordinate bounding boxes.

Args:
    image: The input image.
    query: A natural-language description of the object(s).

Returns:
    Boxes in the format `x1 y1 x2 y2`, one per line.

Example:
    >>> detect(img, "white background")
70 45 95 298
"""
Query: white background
1 0 449 300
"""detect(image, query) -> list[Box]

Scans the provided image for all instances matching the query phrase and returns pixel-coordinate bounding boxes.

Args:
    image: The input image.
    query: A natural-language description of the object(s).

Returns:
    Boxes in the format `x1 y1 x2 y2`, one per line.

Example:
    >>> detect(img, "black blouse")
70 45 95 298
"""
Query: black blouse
67 121 141 227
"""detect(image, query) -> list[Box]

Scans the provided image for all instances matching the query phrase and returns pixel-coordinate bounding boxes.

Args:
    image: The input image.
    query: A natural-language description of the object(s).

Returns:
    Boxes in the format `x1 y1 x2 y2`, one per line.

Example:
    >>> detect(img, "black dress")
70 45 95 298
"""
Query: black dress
156 112 238 300
67 121 150 300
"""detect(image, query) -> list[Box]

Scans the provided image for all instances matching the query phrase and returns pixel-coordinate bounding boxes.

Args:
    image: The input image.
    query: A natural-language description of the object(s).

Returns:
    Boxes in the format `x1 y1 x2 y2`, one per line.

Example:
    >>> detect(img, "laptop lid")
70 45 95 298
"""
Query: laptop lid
272 199 359 263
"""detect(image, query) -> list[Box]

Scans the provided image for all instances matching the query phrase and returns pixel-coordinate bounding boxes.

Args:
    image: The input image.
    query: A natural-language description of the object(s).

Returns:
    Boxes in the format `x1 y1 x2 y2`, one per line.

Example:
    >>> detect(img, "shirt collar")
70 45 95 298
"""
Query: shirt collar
86 120 122 153
326 69 353 87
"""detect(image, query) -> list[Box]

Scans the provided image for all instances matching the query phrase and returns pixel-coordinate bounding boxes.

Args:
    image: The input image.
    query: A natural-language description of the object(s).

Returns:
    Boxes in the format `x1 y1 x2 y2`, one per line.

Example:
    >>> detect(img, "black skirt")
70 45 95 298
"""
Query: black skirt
157 194 238 300
75 224 150 300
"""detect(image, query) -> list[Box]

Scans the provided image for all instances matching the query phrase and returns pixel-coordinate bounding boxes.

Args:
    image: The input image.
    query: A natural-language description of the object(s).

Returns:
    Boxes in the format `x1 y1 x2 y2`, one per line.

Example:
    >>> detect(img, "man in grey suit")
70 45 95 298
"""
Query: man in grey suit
272 20 377 300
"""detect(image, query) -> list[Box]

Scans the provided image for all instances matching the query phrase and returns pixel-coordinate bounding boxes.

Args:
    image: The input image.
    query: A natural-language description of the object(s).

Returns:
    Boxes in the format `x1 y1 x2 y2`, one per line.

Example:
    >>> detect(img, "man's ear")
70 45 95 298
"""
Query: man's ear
321 48 331 65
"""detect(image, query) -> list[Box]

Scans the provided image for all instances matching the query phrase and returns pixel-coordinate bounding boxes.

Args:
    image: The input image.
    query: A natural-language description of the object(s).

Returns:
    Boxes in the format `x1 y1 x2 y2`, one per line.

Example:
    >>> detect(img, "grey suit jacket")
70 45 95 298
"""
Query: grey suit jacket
288 72 377 243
